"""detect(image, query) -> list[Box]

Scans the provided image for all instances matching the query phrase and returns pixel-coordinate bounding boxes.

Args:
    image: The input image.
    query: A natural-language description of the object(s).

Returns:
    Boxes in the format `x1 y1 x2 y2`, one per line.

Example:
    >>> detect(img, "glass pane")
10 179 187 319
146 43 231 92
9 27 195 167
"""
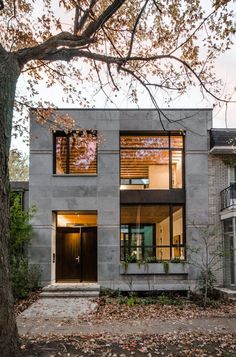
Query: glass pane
230 236 235 285
120 149 169 189
171 246 185 260
156 247 171 260
172 151 183 188
144 247 155 260
121 205 171 260
224 219 233 234
130 232 143 246
170 136 183 148
69 135 97 174
156 208 170 255
121 135 169 148
56 136 67 174
57 211 97 227
130 247 142 260
172 207 184 259
230 166 236 184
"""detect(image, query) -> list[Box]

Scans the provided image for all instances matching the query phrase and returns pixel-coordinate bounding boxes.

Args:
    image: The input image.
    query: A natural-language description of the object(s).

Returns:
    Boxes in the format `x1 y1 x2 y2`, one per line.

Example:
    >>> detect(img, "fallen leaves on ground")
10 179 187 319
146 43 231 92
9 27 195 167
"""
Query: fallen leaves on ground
15 290 42 315
78 298 236 323
21 331 236 356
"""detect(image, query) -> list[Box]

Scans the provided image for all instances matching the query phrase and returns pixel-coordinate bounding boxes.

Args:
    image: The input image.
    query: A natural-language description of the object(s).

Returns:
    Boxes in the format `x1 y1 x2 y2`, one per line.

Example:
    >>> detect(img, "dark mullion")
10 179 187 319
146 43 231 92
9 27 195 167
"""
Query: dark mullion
182 135 185 189
170 205 173 260
53 134 56 174
183 206 186 260
80 229 83 283
128 227 131 256
168 135 171 190
66 135 70 174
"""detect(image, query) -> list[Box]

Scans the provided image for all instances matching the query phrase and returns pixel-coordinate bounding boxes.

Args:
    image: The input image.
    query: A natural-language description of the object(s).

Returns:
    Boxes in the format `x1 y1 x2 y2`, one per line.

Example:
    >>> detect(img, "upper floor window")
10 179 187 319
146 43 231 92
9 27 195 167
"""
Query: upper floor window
120 133 184 190
53 131 97 175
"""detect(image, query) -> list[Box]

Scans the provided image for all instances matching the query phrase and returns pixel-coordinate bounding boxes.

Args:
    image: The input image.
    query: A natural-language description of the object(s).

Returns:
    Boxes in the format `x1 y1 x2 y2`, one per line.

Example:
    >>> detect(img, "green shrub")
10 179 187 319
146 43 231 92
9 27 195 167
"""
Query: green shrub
28 264 41 291
198 268 217 298
9 193 39 301
11 256 29 300
10 256 41 301
157 292 182 305
100 288 121 298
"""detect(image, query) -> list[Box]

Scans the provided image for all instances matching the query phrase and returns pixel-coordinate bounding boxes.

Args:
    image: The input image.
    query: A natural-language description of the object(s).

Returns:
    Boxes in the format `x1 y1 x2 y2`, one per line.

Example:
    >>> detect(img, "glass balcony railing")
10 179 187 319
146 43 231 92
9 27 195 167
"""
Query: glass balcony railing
221 184 236 210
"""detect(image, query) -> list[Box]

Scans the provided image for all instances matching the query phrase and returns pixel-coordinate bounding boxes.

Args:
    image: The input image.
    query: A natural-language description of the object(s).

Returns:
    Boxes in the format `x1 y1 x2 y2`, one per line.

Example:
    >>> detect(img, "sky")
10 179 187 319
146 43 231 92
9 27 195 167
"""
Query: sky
11 1 236 154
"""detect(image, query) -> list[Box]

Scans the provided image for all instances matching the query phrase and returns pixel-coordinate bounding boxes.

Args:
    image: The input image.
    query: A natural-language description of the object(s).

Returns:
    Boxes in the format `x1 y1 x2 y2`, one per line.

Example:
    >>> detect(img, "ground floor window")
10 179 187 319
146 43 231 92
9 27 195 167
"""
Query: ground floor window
223 218 235 286
120 204 185 261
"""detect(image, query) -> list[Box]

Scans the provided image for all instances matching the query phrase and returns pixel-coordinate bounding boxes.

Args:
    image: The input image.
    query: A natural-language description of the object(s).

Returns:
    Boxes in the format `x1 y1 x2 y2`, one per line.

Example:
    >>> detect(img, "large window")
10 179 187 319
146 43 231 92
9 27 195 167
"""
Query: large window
120 134 183 190
120 204 185 261
53 131 97 175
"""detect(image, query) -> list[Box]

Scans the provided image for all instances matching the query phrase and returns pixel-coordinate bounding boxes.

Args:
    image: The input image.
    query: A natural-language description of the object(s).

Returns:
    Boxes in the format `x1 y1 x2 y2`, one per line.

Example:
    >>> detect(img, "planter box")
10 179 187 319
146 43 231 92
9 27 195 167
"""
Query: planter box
120 262 188 275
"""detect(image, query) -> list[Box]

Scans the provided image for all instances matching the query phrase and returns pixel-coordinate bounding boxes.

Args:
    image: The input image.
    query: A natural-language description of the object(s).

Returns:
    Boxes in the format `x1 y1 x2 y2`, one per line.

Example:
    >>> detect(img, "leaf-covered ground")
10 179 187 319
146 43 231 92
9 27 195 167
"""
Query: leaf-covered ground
79 297 236 323
18 294 236 355
15 290 42 315
20 332 236 356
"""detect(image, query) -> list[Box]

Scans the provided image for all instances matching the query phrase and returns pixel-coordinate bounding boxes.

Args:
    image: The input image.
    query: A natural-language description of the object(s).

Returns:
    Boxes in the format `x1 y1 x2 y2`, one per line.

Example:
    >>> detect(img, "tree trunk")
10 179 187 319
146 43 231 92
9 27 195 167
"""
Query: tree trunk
0 48 21 356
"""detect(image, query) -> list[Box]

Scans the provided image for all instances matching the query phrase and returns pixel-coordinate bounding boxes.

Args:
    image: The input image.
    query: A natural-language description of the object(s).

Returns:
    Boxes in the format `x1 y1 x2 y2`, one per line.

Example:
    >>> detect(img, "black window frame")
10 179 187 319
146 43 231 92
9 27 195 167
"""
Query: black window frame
53 130 97 175
120 204 186 262
120 132 185 190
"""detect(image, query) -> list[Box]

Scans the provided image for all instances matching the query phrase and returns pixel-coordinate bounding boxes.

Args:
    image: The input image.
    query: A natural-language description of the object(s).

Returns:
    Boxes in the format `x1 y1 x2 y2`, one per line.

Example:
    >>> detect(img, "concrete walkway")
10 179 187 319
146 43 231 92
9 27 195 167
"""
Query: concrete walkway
17 316 236 337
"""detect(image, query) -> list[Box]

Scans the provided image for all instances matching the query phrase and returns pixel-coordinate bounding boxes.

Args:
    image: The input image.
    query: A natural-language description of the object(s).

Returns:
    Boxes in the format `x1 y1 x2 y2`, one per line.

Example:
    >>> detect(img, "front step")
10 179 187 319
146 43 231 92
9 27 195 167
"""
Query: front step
40 283 100 298
215 287 236 301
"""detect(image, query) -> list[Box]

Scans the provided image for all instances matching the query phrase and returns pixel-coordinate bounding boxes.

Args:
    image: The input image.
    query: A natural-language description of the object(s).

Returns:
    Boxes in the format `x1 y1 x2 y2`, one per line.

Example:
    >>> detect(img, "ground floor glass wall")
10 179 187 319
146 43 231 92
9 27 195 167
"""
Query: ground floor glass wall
120 204 185 261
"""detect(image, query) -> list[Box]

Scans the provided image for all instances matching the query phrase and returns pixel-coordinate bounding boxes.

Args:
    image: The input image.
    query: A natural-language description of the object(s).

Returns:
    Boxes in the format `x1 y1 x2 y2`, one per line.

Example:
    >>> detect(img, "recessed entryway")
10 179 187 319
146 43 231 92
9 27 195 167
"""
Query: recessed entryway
55 212 97 283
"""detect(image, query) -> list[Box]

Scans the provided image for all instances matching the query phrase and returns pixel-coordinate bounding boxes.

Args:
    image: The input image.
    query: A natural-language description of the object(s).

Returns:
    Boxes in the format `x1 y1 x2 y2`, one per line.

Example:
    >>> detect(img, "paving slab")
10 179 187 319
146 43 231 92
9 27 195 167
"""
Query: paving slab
19 297 98 318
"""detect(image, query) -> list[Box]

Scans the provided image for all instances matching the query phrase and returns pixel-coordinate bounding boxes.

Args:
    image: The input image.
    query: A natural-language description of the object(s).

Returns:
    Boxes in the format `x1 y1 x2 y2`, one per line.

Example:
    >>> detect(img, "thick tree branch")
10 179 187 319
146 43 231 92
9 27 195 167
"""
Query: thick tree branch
16 32 96 67
81 0 126 38
0 0 4 10
74 3 81 35
76 0 98 33
17 33 234 105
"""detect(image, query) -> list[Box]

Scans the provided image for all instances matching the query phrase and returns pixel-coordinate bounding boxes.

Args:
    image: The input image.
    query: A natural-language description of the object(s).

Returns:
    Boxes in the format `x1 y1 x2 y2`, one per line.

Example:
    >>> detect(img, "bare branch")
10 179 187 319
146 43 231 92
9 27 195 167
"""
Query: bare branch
17 41 235 104
107 63 119 91
169 7 221 56
127 0 149 59
120 65 166 130
101 27 123 57
152 0 162 13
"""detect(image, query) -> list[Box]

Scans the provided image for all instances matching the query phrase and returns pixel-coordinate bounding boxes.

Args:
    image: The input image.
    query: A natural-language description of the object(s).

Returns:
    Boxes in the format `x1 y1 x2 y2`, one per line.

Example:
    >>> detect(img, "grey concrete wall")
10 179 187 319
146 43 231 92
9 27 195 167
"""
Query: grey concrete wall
29 109 212 289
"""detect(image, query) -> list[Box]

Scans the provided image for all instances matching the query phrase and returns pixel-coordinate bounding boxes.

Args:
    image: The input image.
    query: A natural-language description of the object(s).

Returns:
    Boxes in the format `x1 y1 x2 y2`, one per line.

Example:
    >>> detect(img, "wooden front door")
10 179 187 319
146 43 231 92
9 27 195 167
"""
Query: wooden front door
56 227 97 282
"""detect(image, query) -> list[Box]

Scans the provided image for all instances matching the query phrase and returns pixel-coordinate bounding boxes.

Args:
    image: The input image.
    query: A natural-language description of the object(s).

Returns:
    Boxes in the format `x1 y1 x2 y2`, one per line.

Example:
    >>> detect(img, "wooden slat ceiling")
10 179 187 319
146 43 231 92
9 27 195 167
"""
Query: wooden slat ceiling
121 136 183 149
121 150 169 179
121 205 182 224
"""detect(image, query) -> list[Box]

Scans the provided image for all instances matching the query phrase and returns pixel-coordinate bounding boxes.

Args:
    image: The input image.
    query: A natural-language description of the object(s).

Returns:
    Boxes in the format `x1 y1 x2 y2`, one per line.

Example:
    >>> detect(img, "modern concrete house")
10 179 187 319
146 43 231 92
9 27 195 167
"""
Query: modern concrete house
26 109 236 292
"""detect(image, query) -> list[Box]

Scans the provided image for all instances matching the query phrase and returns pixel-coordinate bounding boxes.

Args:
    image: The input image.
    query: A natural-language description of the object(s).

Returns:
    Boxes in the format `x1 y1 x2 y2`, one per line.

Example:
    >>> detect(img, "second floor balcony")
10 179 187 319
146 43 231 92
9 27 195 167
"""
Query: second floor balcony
221 184 236 210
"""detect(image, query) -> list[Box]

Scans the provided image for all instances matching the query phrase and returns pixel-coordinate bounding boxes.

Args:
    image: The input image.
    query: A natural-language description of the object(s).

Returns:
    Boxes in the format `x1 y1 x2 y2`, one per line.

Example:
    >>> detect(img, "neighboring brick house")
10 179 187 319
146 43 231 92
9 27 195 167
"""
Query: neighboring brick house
209 129 236 288
14 109 235 291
